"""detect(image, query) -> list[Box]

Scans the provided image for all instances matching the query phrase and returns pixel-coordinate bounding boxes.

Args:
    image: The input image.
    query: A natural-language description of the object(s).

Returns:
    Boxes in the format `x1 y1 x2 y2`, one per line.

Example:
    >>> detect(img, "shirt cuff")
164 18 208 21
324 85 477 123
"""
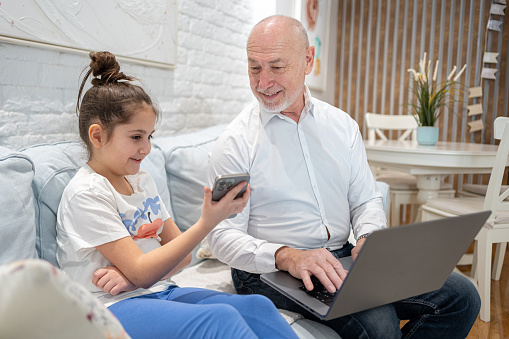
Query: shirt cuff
254 242 286 273
354 224 382 241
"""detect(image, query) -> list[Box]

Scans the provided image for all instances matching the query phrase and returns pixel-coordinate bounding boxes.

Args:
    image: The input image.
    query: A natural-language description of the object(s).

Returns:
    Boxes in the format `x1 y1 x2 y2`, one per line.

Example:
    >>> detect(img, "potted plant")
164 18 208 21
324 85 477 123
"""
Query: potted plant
407 52 466 145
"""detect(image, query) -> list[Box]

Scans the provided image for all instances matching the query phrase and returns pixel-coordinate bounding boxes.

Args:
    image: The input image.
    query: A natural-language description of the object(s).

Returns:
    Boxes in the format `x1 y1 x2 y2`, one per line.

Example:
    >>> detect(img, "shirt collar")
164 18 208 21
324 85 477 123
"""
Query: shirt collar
259 85 315 126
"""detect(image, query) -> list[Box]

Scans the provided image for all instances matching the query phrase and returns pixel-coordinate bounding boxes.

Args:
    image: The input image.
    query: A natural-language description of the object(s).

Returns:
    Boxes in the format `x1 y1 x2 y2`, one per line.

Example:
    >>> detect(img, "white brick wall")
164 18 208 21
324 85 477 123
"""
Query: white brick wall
0 1 261 150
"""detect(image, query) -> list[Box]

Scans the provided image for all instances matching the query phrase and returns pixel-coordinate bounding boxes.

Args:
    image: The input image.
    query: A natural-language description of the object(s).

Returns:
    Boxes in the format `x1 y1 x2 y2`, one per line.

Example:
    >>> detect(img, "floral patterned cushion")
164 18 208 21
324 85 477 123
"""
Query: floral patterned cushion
0 260 130 339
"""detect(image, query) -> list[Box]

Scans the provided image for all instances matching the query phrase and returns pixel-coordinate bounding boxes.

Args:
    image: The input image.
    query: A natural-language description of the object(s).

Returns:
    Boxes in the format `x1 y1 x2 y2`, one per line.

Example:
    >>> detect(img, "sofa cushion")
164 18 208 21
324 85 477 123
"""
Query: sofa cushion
20 141 170 267
0 259 130 339
0 146 37 265
376 181 390 218
152 124 227 232
140 143 172 215
20 142 88 266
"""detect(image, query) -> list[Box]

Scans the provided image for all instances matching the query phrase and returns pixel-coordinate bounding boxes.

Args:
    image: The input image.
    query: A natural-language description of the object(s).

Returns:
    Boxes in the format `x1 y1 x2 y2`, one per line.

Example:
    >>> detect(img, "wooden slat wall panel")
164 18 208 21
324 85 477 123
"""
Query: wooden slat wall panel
335 0 508 147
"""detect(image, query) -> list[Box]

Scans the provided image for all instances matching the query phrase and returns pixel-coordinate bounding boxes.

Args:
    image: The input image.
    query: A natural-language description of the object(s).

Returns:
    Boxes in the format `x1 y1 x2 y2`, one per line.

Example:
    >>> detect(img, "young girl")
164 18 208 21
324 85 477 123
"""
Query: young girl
56 51 298 339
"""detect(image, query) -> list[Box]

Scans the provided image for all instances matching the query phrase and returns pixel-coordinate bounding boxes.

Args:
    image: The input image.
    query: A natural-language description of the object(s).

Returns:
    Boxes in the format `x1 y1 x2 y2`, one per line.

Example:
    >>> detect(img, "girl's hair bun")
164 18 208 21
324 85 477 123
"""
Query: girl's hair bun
76 50 159 156
88 51 133 86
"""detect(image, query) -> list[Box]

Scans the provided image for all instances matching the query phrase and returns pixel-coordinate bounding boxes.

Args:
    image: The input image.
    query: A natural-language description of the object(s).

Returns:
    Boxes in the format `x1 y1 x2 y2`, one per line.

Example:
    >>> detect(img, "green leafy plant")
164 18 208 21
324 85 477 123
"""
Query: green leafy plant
407 52 466 127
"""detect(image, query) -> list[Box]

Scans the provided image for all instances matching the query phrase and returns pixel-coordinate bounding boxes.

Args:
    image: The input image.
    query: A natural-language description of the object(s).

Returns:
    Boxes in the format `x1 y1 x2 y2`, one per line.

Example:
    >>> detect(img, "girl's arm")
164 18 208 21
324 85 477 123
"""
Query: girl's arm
157 217 193 279
92 218 190 294
95 183 250 289
92 265 137 295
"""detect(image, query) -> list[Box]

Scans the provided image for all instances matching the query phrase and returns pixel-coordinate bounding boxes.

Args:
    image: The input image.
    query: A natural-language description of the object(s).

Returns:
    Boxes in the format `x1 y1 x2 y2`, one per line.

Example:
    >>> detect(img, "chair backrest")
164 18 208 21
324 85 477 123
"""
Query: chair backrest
365 112 418 141
483 117 509 216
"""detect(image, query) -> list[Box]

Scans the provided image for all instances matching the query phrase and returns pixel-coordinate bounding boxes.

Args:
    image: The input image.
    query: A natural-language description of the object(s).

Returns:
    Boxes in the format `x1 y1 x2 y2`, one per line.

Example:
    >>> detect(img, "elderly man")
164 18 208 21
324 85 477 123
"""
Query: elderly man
207 15 480 338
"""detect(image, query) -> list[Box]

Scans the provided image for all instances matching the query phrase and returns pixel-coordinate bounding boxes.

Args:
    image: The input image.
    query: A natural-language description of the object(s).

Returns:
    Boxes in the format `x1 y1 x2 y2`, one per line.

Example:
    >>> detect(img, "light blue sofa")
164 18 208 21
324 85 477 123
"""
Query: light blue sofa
0 124 389 338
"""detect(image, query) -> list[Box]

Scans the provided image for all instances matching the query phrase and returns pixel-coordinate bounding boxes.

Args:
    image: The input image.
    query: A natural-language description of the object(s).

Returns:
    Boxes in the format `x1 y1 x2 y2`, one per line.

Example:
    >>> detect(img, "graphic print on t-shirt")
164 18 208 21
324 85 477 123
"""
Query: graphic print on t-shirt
120 196 163 239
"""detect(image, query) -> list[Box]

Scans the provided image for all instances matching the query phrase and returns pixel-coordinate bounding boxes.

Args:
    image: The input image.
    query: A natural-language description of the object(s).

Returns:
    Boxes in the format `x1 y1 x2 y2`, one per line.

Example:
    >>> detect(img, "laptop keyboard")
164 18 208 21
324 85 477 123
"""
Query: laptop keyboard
299 276 337 306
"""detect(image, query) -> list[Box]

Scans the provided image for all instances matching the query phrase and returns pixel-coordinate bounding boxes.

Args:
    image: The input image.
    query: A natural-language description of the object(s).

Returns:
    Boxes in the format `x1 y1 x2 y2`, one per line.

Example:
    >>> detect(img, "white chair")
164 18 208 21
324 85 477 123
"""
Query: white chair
364 113 455 227
458 184 508 266
459 183 509 198
421 116 509 322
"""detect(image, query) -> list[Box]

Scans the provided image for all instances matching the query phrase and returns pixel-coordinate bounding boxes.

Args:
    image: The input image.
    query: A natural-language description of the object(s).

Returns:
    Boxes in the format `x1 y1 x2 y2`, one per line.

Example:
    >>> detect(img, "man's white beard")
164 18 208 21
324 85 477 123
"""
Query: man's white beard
261 100 289 113
258 89 300 113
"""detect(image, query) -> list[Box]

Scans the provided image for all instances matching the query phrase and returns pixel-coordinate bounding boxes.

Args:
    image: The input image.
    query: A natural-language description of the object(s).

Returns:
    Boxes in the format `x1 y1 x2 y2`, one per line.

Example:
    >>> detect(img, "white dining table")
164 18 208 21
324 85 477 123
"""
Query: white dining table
364 140 500 205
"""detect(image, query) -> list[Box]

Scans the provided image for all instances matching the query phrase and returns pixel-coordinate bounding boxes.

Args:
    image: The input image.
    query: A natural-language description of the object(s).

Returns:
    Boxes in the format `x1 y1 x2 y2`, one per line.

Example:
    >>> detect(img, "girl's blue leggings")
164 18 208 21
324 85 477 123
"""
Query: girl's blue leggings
108 285 298 339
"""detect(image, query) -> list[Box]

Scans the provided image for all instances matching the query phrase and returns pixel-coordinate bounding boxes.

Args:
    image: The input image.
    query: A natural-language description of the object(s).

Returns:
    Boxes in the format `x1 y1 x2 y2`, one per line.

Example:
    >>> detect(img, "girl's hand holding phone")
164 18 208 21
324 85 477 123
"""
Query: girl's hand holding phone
200 181 250 231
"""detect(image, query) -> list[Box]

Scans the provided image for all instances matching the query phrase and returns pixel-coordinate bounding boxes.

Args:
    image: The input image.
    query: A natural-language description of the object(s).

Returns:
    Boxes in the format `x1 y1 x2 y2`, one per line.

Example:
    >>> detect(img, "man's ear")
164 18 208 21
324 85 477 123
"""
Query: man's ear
88 124 104 148
304 46 315 75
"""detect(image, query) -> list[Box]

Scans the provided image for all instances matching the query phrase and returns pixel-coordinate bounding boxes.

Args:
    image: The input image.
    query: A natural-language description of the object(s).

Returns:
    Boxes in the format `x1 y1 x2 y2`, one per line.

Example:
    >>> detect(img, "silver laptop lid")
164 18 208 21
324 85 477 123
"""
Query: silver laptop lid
325 210 489 320
261 211 490 320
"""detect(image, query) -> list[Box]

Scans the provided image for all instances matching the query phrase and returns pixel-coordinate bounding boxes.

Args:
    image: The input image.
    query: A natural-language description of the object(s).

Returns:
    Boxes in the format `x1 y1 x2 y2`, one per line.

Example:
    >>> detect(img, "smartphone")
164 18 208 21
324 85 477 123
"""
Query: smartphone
212 173 250 218
212 173 250 201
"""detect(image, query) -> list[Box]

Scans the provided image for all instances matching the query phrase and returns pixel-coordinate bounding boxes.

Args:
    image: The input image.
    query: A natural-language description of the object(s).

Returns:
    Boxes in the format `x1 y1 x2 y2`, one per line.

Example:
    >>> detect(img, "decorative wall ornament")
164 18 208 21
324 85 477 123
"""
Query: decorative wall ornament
468 119 485 132
481 67 498 79
481 44 500 80
488 18 504 31
469 0 505 134
490 3 506 15
0 0 178 68
467 104 484 116
467 87 484 132
297 0 332 92
483 52 500 63
468 86 483 99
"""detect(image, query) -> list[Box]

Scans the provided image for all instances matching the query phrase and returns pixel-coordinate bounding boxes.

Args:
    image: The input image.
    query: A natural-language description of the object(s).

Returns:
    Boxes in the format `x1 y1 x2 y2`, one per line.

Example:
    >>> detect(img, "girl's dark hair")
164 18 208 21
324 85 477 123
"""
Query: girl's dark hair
76 51 160 152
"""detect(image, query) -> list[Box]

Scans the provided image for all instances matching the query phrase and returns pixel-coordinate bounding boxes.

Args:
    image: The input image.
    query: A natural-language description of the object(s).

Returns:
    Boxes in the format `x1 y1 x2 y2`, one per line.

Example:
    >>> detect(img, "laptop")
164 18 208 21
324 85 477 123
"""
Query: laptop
261 211 490 321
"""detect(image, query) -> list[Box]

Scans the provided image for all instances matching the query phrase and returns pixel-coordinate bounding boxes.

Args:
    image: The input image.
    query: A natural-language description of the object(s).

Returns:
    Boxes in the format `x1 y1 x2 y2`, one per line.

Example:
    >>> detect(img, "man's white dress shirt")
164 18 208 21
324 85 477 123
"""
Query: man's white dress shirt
207 87 386 274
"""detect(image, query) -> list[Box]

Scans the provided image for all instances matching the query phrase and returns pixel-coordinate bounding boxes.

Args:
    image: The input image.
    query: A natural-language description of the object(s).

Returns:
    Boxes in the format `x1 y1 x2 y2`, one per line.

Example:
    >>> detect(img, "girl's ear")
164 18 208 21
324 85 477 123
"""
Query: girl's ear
88 124 104 148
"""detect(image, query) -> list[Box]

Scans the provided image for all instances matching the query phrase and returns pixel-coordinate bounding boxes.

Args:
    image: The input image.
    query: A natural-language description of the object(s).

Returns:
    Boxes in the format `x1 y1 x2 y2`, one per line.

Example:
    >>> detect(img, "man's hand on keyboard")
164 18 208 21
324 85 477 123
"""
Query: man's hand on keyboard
299 276 338 306
274 247 348 293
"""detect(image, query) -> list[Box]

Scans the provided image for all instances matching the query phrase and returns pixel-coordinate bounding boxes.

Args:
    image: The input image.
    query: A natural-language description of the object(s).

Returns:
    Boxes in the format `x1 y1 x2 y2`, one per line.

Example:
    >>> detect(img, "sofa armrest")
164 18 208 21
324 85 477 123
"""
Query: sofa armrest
0 146 37 265
376 180 391 218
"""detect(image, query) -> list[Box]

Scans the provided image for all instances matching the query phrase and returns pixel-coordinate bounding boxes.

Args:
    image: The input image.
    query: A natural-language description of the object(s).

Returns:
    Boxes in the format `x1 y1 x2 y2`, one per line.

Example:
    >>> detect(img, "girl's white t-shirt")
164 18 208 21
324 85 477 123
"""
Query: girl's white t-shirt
56 164 175 306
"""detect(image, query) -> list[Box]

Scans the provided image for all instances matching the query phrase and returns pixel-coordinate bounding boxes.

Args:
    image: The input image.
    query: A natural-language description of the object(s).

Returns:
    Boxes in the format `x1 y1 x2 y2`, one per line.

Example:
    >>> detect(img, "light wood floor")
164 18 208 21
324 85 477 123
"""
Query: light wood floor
459 247 509 338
